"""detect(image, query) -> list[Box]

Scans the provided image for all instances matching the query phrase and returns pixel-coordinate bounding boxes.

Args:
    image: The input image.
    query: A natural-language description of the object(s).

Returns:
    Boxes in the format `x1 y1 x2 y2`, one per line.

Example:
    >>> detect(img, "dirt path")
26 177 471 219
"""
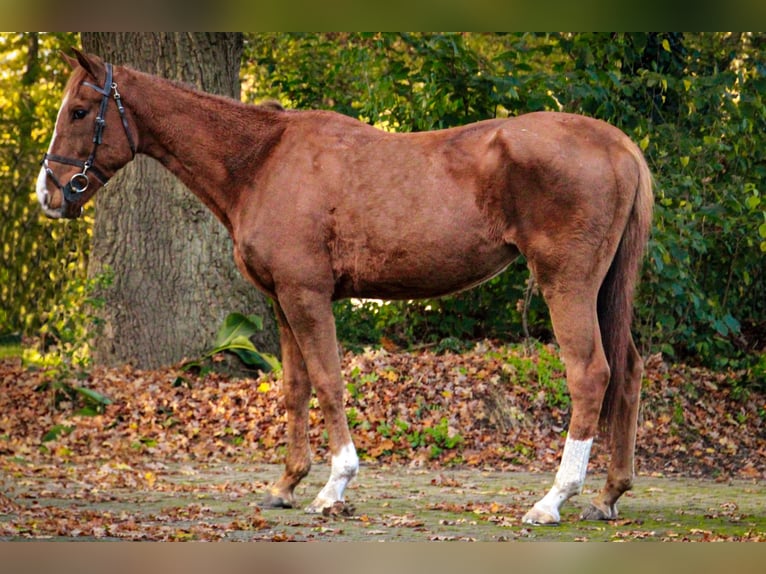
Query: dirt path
1 462 763 541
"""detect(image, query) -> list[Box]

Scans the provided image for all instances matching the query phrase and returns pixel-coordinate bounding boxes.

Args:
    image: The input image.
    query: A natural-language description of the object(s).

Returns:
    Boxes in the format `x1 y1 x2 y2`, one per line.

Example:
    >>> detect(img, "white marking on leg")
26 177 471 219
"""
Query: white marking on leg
306 442 359 512
523 436 593 524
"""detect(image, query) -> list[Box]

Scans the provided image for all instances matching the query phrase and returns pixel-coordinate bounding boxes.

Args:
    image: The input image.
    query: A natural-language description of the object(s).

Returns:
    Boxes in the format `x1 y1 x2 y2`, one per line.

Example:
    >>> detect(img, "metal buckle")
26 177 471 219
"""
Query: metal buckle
69 172 90 193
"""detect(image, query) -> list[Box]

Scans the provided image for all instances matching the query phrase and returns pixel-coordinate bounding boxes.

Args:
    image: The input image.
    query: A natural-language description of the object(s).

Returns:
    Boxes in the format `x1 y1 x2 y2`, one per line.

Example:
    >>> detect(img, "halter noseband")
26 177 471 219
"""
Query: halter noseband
41 62 136 217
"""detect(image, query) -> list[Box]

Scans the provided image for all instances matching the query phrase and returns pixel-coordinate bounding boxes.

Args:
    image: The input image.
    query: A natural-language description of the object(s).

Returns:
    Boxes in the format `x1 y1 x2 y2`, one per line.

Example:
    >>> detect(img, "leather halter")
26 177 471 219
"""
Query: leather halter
41 62 136 217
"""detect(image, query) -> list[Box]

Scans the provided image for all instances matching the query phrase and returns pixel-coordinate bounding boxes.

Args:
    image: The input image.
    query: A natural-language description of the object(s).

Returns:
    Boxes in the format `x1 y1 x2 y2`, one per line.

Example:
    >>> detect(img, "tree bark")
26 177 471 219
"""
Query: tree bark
81 32 278 369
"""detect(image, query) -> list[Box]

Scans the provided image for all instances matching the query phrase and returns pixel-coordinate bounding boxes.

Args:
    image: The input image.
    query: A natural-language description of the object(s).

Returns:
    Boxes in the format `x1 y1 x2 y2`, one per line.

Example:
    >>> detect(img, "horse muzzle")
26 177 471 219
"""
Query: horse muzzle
37 182 84 220
37 158 95 219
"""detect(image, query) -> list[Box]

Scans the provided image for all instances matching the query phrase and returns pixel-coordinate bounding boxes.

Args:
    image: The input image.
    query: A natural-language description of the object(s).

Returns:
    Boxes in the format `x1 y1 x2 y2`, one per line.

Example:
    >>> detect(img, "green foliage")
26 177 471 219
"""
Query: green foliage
35 378 113 418
334 272 550 352
26 267 115 418
500 341 570 410
246 33 766 376
183 312 280 374
0 32 87 336
0 333 22 359
25 267 113 373
41 423 75 443
742 353 766 393
375 416 463 460
423 416 464 459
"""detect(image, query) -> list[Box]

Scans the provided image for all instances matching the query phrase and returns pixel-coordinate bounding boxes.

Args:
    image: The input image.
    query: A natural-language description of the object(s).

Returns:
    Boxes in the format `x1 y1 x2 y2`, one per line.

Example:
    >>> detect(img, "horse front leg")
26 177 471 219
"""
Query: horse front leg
262 303 313 508
277 287 358 514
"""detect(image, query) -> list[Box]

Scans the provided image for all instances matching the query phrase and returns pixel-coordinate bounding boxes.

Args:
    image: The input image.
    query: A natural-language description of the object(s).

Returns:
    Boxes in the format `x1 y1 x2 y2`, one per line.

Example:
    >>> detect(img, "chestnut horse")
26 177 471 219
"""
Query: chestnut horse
37 50 652 525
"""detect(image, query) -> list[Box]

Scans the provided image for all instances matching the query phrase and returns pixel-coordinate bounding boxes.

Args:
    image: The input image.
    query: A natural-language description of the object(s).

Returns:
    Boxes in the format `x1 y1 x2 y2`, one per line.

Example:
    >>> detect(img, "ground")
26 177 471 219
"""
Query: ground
1 341 764 541
1 462 763 541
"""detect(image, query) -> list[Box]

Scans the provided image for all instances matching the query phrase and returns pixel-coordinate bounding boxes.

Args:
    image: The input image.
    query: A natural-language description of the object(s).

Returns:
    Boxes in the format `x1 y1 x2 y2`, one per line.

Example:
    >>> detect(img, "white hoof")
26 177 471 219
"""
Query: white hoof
305 443 358 514
304 498 335 514
522 504 561 526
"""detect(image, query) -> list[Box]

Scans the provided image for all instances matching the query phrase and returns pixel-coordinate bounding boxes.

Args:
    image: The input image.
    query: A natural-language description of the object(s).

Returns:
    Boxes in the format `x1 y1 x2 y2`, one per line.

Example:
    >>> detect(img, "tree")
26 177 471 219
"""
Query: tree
80 33 278 369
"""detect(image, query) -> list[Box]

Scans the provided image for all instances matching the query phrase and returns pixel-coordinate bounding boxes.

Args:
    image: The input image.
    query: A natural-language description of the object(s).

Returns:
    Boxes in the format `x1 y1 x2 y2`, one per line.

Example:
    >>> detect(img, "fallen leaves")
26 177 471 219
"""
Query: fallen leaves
1 342 764 480
0 341 764 540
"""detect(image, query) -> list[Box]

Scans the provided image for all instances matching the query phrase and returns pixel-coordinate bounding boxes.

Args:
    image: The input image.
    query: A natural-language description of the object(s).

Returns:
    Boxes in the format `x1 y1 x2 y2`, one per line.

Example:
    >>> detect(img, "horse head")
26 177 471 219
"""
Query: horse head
37 49 136 219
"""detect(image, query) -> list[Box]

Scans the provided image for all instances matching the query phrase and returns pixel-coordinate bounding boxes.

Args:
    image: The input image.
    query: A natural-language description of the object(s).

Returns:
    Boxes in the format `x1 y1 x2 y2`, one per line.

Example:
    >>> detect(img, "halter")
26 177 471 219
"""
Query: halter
41 62 136 216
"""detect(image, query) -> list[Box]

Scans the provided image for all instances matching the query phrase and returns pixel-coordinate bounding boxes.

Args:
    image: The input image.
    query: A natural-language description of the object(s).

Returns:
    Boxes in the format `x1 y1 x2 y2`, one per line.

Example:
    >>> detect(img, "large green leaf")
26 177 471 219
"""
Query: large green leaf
227 346 281 373
212 313 264 349
203 313 279 373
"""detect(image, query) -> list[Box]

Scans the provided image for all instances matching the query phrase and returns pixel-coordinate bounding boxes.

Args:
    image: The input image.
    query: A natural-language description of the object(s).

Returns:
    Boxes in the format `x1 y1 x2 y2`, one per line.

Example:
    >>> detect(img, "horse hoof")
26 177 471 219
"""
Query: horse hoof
304 495 340 514
304 503 326 514
304 501 330 514
580 502 617 521
262 491 294 509
522 506 560 526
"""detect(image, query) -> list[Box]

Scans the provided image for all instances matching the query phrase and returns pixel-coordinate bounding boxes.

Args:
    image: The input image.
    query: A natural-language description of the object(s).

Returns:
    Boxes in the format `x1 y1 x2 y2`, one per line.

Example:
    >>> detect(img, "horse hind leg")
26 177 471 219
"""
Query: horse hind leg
522 289 610 525
581 337 643 520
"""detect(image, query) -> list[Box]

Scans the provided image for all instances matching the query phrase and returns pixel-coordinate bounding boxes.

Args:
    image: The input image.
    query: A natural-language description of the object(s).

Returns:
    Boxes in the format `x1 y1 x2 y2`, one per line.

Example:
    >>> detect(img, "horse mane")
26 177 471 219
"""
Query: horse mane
163 80 287 116
66 62 285 117
259 100 285 112
64 65 90 96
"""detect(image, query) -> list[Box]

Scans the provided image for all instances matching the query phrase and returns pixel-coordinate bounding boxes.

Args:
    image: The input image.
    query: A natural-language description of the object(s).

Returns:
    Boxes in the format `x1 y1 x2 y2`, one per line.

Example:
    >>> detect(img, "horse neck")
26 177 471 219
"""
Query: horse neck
122 68 285 231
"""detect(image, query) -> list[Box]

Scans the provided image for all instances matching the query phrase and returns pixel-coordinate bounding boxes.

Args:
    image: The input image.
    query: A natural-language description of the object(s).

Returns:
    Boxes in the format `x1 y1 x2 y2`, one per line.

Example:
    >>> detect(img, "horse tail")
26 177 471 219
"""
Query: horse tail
597 141 653 435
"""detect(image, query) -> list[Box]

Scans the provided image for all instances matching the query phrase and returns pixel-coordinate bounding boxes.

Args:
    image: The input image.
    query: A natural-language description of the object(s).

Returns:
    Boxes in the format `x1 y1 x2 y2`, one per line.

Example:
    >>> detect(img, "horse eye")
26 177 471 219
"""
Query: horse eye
72 109 88 120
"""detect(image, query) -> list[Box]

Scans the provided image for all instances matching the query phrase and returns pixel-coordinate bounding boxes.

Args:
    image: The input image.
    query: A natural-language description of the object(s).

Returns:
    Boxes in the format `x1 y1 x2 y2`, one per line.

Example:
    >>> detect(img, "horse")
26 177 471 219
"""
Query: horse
37 49 652 525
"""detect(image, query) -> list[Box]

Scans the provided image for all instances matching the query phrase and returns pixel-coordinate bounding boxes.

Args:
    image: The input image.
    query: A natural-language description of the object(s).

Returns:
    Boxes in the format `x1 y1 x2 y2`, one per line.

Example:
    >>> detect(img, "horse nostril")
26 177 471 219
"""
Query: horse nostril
42 189 50 207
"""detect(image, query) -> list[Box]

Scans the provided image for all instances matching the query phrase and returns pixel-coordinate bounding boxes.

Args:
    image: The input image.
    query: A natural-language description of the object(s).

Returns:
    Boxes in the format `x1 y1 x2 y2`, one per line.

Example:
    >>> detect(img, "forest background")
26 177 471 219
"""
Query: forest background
1 32 765 390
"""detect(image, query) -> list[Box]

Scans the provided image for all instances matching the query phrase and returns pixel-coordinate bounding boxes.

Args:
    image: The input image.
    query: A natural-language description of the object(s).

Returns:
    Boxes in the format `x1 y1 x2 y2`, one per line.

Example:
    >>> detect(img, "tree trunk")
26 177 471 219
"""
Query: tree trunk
81 32 278 369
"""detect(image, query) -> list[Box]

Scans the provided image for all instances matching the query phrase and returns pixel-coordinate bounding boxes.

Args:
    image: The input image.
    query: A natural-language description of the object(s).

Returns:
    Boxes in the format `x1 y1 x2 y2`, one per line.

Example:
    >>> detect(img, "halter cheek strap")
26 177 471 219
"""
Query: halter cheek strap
41 61 136 215
86 64 136 156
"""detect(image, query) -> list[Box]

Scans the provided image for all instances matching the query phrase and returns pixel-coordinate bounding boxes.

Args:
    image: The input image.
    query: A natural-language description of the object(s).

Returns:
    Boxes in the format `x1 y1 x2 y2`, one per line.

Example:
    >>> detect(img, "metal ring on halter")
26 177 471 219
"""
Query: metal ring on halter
69 172 90 193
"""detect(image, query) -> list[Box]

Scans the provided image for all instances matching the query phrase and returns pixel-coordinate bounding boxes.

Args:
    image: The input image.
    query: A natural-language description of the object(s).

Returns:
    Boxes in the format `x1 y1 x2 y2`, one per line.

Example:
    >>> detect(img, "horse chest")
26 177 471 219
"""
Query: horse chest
233 243 276 297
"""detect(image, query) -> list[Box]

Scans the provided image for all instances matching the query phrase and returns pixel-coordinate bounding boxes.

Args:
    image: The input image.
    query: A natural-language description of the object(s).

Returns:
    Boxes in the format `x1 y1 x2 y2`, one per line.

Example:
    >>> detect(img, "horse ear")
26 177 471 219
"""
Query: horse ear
71 48 107 83
61 51 79 70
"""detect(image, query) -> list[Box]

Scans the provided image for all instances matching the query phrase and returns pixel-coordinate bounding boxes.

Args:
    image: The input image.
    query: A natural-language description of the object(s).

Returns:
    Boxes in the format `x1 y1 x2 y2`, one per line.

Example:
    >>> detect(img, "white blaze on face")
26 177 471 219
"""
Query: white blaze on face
36 94 67 217
35 166 50 208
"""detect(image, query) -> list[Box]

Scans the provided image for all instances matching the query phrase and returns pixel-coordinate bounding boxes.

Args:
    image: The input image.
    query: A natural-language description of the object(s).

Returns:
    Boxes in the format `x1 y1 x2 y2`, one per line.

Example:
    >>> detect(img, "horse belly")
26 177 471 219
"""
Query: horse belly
331 235 519 301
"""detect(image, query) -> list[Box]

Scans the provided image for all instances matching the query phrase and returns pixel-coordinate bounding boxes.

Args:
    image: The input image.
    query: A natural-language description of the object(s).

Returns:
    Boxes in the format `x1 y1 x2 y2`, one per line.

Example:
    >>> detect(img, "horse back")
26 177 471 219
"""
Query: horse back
236 110 641 300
